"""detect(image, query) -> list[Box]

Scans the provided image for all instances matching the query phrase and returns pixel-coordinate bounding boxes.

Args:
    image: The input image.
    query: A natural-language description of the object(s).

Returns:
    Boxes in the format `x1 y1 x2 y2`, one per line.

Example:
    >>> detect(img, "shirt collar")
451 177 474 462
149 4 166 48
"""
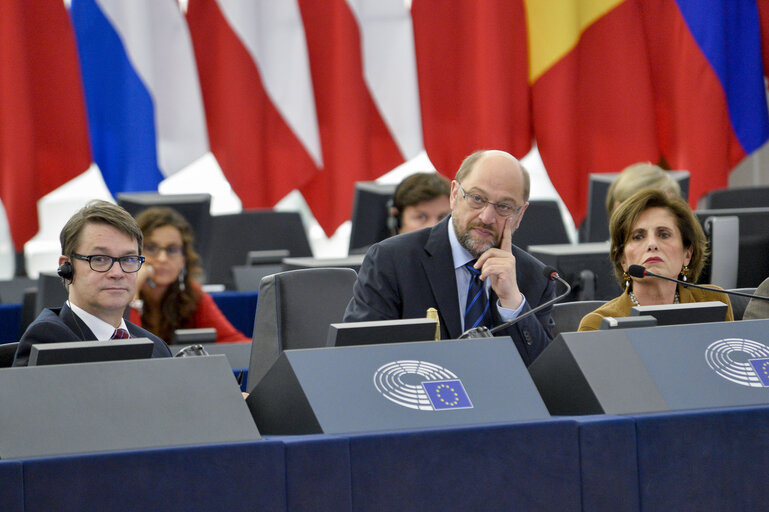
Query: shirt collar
447 216 475 270
68 301 129 341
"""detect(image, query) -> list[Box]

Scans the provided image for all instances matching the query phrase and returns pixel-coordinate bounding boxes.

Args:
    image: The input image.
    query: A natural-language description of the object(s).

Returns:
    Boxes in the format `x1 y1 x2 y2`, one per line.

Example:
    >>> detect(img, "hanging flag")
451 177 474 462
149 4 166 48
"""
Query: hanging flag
186 0 321 208
297 0 423 235
70 0 209 196
527 0 659 225
0 0 91 250
412 0 532 177
640 0 769 206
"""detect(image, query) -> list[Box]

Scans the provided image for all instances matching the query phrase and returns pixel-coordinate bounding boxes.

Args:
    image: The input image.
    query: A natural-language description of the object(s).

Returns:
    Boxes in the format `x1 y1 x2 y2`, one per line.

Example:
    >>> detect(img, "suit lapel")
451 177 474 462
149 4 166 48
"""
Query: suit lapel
59 304 97 341
422 218 462 338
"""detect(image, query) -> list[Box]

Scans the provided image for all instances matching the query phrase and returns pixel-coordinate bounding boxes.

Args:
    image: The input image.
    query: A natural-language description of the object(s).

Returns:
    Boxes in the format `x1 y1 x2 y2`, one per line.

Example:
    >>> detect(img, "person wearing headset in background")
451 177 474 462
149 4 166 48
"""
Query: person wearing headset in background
388 172 451 235
13 200 172 367
130 206 249 344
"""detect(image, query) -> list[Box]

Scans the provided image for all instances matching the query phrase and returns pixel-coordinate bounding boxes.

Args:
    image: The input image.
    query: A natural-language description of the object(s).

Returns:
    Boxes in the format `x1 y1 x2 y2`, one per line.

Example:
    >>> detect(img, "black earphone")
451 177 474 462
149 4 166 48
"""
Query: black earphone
57 260 74 281
386 198 401 236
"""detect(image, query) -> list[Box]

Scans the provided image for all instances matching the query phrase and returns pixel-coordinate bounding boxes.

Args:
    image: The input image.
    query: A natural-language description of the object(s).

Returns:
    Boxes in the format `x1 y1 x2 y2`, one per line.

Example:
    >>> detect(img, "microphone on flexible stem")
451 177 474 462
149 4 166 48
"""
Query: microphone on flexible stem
627 264 769 302
459 266 572 339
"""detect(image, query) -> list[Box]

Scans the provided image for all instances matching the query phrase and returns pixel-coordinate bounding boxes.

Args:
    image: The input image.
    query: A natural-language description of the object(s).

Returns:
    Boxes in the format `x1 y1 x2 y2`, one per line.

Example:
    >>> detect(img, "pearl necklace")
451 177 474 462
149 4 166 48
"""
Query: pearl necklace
629 290 680 306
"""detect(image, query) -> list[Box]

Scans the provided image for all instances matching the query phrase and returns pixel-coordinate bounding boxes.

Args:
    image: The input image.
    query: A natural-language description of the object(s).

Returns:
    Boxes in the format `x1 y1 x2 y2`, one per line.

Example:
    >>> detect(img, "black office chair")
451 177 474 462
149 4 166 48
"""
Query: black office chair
551 300 606 337
697 186 769 210
246 267 357 392
204 210 312 289
0 342 19 368
512 199 571 251
727 288 757 321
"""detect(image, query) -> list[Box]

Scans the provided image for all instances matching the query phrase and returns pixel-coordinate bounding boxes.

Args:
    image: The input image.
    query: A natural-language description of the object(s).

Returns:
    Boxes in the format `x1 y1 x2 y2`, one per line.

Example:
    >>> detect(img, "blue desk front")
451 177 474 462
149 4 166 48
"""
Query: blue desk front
2 405 768 511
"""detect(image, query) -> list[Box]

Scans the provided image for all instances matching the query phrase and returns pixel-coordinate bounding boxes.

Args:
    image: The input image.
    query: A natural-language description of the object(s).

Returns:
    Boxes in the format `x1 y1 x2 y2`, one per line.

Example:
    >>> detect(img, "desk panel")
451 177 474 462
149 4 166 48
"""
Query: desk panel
0 460 24 512
577 416 640 512
21 441 285 512
283 435 353 512
634 405 769 512
348 420 581 512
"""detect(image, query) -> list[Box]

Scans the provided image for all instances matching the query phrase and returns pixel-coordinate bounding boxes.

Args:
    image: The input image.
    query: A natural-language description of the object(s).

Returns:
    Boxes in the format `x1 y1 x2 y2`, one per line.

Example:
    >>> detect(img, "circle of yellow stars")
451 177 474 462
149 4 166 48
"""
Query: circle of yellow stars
434 383 460 406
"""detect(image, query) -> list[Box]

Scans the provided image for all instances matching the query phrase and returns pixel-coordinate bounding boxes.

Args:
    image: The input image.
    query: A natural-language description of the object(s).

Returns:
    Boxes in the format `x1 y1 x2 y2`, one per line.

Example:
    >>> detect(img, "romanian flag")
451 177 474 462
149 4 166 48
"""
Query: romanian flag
528 0 769 224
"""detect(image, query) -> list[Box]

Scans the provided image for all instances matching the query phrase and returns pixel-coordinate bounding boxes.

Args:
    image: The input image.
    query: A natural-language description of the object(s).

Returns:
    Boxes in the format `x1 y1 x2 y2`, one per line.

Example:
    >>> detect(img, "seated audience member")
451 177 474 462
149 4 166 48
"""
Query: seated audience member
578 189 733 331
743 277 769 320
131 207 249 344
345 149 555 366
389 172 451 235
605 163 682 217
13 200 172 366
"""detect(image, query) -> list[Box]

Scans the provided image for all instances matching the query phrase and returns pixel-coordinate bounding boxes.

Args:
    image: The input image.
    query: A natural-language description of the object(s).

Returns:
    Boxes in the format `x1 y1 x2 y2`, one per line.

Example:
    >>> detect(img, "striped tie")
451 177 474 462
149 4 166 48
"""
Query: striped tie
464 261 490 330
111 328 131 340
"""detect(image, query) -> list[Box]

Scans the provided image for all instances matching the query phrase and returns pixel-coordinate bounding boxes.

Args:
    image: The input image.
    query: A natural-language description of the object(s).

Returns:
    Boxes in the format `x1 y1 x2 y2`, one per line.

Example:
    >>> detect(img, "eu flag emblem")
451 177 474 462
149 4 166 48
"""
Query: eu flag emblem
422 379 473 410
749 358 769 387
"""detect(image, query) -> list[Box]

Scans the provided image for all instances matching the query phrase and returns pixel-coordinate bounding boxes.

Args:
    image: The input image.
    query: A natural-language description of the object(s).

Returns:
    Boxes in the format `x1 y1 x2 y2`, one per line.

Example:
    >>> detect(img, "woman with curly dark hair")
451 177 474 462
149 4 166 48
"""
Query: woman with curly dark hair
130 206 249 343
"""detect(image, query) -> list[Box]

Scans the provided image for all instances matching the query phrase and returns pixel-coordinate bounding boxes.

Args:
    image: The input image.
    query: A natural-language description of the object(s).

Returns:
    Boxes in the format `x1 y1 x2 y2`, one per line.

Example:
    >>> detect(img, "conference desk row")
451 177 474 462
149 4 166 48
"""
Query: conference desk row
0 405 766 511
0 290 259 344
2 319 769 511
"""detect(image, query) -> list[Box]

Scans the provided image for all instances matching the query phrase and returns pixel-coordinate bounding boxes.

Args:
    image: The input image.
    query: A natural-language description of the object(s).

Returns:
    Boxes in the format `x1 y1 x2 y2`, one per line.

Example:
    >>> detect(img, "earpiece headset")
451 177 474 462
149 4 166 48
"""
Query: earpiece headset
57 260 74 281
386 180 406 236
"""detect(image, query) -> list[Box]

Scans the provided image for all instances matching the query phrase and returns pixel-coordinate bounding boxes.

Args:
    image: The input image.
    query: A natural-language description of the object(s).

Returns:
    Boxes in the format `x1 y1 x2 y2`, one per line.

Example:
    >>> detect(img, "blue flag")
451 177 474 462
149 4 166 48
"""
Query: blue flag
749 358 769 387
422 379 473 410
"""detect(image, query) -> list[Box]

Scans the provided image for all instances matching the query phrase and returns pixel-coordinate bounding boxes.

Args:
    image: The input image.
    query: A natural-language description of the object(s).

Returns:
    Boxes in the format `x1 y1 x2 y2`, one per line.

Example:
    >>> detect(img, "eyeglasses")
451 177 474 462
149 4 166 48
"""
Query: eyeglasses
144 244 184 258
457 183 525 217
72 253 145 273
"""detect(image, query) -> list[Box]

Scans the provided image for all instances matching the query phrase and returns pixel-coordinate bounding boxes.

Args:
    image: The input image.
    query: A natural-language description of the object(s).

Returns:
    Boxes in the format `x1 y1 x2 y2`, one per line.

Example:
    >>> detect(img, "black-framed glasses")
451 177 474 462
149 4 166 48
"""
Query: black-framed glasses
144 243 184 258
457 183 525 217
72 253 145 273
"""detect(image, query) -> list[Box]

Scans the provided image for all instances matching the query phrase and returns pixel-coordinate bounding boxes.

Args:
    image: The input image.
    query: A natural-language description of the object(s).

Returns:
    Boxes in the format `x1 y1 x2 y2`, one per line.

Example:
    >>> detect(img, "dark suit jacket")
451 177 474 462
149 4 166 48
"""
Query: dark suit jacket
343 217 556 366
13 303 172 367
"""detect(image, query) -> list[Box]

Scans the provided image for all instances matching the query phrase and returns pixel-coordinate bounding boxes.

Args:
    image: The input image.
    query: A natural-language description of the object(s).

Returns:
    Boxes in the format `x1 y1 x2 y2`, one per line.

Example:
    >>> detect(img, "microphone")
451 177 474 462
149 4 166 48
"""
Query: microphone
627 264 769 302
458 266 572 339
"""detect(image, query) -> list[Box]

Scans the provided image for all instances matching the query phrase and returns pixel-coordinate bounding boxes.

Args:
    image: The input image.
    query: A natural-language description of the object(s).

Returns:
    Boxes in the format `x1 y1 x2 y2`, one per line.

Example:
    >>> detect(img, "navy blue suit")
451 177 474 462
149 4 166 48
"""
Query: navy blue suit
343 217 556 366
13 303 172 367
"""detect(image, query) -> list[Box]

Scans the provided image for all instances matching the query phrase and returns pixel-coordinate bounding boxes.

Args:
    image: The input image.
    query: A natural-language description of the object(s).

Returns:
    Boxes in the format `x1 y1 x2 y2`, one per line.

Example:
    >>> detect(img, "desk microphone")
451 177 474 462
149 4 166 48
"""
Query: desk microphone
459 266 572 339
627 265 769 302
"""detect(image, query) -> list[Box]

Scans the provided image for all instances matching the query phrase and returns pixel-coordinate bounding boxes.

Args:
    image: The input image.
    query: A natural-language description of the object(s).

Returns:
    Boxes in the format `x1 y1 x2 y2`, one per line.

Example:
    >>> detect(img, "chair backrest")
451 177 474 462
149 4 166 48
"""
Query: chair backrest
247 267 357 391
581 170 690 243
727 288 757 321
697 186 769 210
204 210 312 289
512 199 571 250
551 300 606 337
0 342 19 367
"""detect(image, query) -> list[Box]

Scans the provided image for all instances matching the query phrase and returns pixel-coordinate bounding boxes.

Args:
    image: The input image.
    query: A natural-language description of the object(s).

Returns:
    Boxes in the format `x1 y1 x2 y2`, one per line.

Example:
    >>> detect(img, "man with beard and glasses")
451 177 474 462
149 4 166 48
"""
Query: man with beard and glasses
344 150 556 366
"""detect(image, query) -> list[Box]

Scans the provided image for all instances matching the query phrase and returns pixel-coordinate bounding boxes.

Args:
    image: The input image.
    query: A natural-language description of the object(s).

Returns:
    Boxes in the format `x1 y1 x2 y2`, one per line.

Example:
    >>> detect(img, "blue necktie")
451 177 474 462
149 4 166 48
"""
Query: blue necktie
464 261 490 330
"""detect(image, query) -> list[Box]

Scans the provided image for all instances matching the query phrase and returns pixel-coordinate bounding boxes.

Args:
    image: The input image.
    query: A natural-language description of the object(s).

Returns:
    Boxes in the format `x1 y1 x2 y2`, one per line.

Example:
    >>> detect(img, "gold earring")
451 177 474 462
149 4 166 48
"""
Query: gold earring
681 265 689 283
623 271 631 289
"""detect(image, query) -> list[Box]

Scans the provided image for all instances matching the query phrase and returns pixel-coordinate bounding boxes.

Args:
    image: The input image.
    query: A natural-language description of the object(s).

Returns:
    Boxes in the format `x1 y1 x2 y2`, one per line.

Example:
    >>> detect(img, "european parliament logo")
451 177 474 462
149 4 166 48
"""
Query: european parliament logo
705 338 769 387
373 360 474 411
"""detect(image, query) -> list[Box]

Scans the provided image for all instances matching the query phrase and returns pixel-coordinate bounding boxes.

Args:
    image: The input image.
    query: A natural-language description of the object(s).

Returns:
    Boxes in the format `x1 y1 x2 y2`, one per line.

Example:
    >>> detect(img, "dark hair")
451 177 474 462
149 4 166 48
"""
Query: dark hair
60 200 143 257
609 189 707 285
135 206 203 343
455 150 531 202
392 173 450 213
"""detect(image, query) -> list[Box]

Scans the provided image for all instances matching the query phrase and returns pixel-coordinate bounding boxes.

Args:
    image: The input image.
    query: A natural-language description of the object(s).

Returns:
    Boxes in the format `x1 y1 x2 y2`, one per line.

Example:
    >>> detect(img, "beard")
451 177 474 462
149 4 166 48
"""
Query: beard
453 215 500 259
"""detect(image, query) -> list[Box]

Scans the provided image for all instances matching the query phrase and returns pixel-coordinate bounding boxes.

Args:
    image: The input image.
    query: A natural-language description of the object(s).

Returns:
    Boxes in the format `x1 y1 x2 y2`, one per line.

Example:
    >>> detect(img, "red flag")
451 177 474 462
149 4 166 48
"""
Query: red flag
186 0 319 207
0 0 91 250
296 0 409 235
412 0 532 177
